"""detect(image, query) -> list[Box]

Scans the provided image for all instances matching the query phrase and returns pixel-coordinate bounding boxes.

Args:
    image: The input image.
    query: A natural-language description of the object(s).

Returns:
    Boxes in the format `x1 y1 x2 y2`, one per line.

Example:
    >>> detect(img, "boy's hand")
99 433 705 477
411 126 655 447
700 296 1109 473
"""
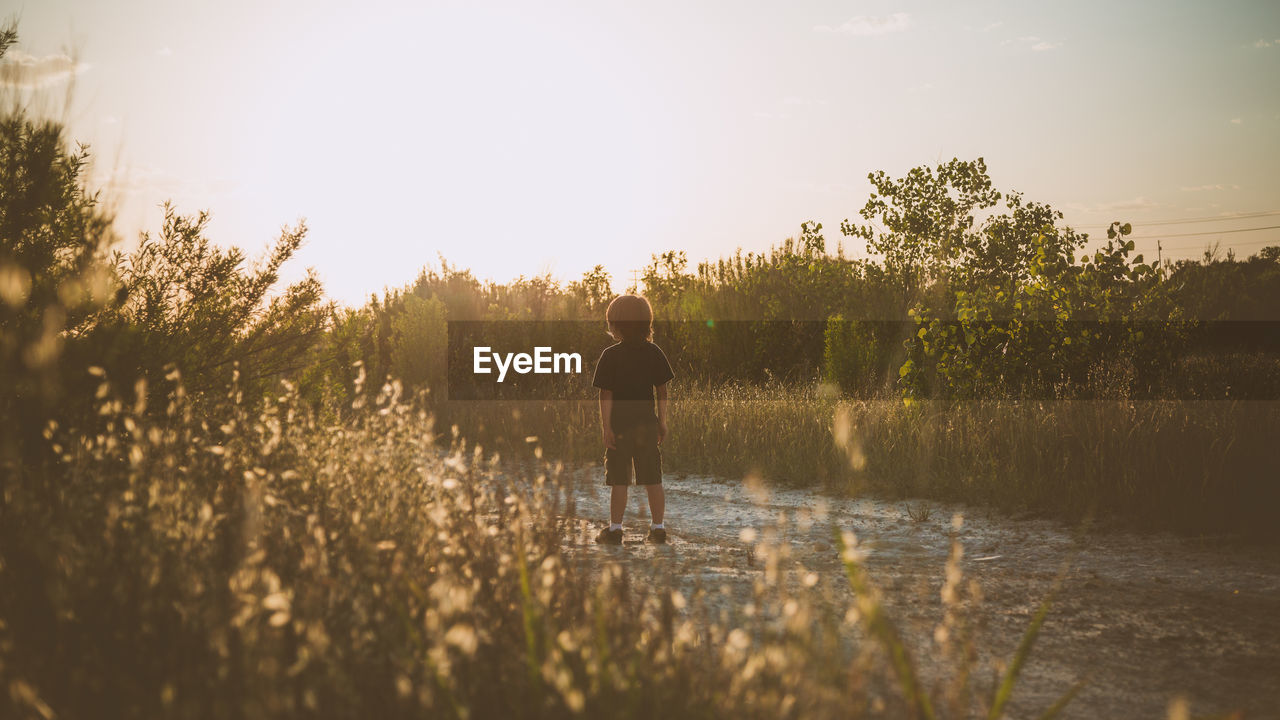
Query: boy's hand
602 427 616 449
657 420 668 445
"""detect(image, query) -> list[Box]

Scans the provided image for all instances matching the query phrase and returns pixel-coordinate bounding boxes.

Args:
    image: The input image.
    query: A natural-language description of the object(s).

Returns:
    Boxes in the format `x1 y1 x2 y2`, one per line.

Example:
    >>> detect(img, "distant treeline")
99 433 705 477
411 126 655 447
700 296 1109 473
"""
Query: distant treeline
309 164 1280 406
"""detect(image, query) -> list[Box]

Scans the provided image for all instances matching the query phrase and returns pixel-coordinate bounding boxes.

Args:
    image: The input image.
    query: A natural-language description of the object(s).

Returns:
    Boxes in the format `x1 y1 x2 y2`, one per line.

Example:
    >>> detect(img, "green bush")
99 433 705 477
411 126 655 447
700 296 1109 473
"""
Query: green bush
390 294 447 394
823 315 881 397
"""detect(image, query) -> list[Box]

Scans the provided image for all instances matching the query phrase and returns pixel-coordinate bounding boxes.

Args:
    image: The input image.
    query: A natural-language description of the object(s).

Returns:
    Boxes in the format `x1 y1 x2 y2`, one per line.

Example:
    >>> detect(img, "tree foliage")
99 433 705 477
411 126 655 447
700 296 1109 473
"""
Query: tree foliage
0 24 117 466
110 205 328 399
1 24 327 467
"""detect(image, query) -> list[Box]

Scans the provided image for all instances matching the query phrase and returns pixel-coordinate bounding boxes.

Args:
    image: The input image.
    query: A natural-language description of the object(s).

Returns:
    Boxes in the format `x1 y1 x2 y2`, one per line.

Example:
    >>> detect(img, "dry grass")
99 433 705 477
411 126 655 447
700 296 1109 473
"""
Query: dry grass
1 366 1103 719
437 383 1280 538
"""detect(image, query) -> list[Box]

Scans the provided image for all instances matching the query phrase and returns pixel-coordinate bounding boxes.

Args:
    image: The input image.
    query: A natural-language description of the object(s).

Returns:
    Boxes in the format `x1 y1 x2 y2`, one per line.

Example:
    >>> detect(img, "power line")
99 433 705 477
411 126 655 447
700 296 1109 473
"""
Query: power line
1124 210 1280 227
1071 209 1280 230
1156 237 1279 252
1128 224 1280 239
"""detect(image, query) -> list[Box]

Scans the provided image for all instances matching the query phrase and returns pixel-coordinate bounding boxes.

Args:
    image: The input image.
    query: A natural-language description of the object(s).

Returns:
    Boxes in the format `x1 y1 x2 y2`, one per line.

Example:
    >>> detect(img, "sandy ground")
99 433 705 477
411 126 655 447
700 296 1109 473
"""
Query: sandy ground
557 471 1280 719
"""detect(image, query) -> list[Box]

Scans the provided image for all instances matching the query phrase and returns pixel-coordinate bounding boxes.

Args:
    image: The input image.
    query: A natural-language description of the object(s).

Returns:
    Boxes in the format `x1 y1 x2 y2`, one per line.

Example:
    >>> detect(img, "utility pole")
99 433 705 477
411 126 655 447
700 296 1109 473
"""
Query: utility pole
629 269 641 294
1157 240 1162 275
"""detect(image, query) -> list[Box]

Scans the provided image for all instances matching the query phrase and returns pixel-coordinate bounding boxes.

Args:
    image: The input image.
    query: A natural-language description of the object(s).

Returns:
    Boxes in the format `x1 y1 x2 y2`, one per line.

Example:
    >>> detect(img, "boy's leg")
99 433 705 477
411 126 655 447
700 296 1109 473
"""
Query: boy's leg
633 423 664 527
610 486 628 525
604 429 633 527
644 484 665 525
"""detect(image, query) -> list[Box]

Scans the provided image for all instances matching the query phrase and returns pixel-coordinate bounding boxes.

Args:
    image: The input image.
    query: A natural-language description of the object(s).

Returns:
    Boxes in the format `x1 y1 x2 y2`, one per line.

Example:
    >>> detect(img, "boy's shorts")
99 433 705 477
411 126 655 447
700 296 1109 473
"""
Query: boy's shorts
605 422 662 486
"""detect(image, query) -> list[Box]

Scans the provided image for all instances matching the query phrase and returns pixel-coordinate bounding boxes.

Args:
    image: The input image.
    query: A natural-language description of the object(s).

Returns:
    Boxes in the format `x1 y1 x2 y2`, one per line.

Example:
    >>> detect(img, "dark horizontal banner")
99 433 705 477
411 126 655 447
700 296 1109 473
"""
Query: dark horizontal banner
445 320 1280 400
447 321 612 401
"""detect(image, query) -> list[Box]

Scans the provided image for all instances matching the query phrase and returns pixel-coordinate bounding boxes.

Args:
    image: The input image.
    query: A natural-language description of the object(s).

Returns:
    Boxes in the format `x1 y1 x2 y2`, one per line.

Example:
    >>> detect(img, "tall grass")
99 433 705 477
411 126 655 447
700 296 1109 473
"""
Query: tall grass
2 368 1091 719
436 383 1280 538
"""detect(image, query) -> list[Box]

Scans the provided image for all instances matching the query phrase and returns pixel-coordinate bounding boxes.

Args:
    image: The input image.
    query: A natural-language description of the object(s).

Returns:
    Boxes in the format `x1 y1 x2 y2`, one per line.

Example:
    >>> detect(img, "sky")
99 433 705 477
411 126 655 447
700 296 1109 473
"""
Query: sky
6 0 1280 305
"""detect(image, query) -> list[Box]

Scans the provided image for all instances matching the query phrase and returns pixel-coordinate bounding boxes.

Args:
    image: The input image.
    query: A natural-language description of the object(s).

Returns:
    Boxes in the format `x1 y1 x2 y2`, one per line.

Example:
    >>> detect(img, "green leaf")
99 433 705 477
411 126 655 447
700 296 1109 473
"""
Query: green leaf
836 530 937 720
988 590 1054 720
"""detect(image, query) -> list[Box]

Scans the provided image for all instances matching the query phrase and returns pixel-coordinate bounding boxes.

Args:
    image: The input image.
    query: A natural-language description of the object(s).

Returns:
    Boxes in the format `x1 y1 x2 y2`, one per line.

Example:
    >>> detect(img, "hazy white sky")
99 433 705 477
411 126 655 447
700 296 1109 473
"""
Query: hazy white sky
8 0 1280 304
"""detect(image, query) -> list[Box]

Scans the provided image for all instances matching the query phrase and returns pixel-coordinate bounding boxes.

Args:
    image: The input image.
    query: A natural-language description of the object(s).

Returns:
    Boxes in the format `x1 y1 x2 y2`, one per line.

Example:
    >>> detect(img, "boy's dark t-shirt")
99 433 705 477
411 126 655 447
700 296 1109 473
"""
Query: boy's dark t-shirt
592 338 674 431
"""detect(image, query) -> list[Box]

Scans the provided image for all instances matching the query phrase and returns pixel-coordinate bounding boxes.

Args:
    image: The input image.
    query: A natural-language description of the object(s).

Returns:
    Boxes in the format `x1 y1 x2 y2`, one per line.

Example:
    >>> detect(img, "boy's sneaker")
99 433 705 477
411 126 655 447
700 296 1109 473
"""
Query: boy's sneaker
646 527 667 544
596 527 623 545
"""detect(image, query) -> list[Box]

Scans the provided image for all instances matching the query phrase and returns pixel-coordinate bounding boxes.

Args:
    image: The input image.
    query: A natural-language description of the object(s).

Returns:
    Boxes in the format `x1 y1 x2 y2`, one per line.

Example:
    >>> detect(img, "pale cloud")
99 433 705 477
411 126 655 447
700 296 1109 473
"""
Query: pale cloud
814 13 912 37
1252 39 1279 48
1004 35 1062 51
1179 184 1240 192
0 49 90 89
156 47 173 57
1065 197 1162 214
1230 117 1242 124
1097 196 1159 212
981 21 1005 32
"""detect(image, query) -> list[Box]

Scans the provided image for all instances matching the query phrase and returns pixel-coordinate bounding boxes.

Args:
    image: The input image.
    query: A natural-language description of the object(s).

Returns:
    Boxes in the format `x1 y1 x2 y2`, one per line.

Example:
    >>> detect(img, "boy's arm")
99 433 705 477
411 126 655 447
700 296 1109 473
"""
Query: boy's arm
599 389 616 448
655 382 669 444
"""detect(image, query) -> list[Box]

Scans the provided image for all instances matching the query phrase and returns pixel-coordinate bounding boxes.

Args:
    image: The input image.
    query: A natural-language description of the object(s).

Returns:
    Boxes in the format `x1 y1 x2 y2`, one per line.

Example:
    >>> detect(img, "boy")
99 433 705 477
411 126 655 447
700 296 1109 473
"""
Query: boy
591 295 674 544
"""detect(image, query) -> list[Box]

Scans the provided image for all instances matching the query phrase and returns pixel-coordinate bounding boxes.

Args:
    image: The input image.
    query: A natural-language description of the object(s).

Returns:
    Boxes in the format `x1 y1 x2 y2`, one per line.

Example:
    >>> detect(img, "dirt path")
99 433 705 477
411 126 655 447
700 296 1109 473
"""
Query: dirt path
559 472 1280 719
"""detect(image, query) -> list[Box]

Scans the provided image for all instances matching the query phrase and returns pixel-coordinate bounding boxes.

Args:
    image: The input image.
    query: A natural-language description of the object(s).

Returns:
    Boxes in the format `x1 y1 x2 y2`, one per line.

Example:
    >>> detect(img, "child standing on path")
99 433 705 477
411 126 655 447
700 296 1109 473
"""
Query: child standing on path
592 295 674 544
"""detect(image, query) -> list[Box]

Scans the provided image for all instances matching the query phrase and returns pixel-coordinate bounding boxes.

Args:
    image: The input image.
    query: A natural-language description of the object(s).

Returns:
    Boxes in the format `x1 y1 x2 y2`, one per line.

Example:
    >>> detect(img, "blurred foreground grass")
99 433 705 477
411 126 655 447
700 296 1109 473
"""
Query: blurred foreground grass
3 369 1102 719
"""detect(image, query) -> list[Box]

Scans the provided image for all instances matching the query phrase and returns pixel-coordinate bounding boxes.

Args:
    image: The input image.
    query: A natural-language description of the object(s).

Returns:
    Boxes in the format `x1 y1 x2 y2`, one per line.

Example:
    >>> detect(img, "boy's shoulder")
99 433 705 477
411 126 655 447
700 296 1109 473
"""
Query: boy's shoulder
597 341 664 370
607 339 665 355
619 338 670 356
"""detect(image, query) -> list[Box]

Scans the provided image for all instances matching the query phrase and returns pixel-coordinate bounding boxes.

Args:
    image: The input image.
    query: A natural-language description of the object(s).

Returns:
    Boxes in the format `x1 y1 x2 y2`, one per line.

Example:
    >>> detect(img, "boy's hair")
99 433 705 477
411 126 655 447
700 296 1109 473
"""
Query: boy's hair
606 295 653 341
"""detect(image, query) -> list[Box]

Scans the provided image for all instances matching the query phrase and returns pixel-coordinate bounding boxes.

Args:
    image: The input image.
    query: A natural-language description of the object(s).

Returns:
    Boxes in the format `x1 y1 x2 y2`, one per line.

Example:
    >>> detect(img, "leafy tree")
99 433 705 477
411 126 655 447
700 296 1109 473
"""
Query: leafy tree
390 294 447 393
841 158 1001 309
904 221 1181 400
1165 247 1280 322
295 304 372 410
567 264 613 317
110 205 328 401
0 22 117 467
823 314 881 396
953 192 1085 292
642 250 692 309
